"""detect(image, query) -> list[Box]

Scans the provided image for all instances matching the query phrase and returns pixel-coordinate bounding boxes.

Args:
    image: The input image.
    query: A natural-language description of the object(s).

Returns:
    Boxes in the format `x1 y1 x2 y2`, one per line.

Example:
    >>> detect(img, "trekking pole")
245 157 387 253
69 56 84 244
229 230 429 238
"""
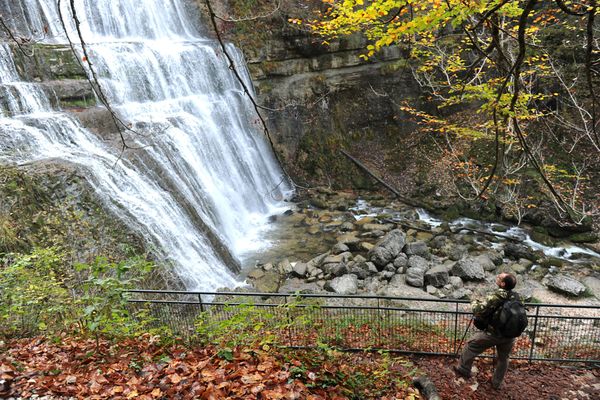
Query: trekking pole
454 318 473 358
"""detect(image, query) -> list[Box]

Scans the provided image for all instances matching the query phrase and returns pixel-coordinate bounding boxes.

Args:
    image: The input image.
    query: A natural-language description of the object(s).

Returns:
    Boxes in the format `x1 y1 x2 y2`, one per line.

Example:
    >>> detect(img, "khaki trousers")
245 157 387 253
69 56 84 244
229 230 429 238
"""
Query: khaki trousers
457 331 515 387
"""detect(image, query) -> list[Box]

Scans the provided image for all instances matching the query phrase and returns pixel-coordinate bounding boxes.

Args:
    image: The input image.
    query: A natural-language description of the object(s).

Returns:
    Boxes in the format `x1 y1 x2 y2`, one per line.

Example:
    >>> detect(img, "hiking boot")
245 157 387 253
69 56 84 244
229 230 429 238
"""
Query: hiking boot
453 365 471 378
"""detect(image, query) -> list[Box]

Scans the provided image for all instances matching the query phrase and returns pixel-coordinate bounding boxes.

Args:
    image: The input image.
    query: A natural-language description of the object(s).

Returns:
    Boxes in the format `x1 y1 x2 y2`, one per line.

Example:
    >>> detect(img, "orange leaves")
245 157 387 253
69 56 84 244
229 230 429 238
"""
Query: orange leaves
0 335 422 399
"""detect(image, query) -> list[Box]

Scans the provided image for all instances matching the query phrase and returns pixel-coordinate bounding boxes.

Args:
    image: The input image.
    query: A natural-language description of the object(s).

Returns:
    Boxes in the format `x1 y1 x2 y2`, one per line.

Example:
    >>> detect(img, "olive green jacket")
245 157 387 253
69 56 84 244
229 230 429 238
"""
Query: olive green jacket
471 288 518 336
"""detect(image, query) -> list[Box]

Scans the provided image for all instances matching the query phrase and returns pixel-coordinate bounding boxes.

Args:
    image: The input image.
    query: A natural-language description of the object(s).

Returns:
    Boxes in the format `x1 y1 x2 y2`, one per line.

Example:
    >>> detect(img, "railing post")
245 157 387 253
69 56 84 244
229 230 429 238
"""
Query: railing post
285 295 293 347
377 297 383 349
453 302 459 355
198 293 204 313
528 305 540 363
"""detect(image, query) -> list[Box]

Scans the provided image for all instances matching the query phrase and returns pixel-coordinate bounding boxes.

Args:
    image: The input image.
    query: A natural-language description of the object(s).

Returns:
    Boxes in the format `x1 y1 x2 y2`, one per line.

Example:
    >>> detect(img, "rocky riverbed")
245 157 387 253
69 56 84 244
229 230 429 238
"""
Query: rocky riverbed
241 188 600 306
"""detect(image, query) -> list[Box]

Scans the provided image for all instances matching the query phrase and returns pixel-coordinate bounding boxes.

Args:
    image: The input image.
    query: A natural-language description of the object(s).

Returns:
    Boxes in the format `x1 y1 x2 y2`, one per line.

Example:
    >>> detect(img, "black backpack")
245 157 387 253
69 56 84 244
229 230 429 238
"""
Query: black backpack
490 293 528 338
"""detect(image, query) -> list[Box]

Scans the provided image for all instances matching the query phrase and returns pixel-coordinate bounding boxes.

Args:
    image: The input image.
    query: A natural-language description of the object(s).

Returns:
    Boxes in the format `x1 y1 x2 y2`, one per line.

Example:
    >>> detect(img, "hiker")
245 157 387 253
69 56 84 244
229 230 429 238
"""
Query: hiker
454 272 527 389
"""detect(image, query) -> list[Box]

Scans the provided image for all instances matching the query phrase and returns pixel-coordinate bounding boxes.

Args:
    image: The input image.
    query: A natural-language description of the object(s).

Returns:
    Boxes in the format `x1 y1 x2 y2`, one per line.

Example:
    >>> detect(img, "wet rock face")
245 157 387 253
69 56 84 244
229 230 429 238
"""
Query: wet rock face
0 162 146 264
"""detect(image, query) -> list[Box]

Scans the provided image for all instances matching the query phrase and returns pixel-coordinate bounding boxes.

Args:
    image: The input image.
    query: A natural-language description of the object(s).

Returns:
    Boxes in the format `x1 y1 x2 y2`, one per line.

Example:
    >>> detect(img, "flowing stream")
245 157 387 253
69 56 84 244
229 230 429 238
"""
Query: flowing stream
0 0 290 290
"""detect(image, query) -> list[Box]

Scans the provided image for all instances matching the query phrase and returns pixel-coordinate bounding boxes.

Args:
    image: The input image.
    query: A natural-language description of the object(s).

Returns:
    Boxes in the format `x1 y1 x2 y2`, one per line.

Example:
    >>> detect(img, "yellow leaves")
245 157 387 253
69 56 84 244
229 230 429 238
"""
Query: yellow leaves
169 373 182 384
111 386 124 394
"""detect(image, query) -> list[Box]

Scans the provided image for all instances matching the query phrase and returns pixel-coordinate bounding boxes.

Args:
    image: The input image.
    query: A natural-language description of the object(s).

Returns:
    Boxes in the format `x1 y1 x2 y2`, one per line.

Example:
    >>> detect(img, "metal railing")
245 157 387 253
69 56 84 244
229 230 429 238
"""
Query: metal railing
125 290 600 364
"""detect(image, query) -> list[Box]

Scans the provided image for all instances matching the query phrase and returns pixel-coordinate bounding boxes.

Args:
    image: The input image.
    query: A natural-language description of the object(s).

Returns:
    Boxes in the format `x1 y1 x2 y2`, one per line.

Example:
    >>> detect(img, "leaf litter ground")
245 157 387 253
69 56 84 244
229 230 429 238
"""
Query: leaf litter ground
0 337 598 399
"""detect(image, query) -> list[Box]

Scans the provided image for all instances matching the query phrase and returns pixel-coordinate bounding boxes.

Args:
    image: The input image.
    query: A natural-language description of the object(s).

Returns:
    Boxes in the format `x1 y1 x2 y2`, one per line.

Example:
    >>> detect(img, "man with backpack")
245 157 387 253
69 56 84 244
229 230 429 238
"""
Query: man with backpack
454 272 528 389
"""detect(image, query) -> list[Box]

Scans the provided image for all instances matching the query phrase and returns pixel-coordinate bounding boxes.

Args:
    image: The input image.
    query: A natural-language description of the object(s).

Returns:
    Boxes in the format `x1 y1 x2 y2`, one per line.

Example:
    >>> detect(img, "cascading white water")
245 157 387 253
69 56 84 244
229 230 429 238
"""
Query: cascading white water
0 0 291 290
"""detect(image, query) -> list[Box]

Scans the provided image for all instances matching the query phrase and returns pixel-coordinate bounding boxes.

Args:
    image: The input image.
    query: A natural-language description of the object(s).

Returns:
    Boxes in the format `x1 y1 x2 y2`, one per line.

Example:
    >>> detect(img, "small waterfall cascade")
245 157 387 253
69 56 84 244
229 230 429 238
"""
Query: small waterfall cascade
0 0 291 290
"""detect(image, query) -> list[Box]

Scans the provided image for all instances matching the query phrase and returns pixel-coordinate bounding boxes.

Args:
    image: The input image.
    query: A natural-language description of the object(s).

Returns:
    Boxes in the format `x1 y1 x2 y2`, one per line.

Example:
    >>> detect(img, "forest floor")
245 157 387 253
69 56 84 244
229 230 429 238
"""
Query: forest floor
414 356 599 400
0 336 598 399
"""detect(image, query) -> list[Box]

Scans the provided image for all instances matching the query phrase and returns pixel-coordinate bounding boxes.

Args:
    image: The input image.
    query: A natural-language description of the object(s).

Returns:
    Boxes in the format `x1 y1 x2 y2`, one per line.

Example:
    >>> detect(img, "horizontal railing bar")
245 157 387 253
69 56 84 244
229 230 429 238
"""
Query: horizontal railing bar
125 290 468 303
123 290 600 309
138 301 473 314
128 299 201 305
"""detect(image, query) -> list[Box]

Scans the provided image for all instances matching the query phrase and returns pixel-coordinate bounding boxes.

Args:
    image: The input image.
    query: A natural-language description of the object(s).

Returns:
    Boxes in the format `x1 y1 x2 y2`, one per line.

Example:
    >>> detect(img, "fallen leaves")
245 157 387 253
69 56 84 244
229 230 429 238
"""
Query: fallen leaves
3 335 594 399
0 336 418 399
414 356 600 400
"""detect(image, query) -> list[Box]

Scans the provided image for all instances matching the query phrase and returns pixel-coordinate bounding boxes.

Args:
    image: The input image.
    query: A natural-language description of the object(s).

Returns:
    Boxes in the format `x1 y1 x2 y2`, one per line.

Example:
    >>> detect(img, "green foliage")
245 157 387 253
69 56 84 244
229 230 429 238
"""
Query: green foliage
75 256 154 338
0 248 156 340
0 248 73 337
195 302 283 348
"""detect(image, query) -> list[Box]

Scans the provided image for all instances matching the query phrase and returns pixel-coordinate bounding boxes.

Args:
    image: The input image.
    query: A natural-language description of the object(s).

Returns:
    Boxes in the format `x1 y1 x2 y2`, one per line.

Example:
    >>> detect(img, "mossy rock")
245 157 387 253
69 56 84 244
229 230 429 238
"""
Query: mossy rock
309 197 329 210
539 257 564 268
491 224 509 233
441 205 461 220
251 270 282 293
568 232 599 243
530 230 556 246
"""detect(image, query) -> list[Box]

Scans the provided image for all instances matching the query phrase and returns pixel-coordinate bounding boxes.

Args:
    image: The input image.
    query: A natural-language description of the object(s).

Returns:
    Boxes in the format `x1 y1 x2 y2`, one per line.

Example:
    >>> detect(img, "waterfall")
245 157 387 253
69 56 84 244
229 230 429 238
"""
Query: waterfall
0 0 290 290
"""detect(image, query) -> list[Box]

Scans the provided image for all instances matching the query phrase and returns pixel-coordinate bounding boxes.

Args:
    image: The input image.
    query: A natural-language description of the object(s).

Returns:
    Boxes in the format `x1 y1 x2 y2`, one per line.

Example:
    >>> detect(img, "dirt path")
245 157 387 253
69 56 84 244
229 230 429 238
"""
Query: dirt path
413 356 599 400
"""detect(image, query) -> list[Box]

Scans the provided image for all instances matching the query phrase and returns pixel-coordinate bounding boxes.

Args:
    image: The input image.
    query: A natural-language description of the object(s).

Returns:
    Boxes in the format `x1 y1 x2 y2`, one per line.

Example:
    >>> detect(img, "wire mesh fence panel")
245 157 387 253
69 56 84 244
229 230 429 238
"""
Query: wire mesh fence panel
519 305 600 362
124 291 600 363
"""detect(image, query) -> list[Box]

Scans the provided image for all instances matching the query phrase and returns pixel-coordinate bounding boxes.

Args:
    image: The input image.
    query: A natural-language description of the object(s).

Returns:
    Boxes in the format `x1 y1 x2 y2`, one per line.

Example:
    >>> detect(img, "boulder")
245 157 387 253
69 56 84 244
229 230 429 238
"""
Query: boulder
442 243 468 261
322 262 348 277
393 253 408 272
278 259 293 274
359 242 375 252
292 262 308 278
340 221 355 231
307 252 330 269
406 266 426 287
331 242 350 254
448 276 464 289
544 274 587 297
324 274 359 295
323 252 352 264
381 270 395 280
504 243 540 262
510 263 528 274
336 233 361 250
252 270 281 293
363 276 385 293
583 276 600 299
247 268 265 280
403 241 431 259
407 255 429 271
425 265 450 288
451 257 486 281
384 263 396 272
487 250 504 266
353 254 367 263
473 254 496 272
368 229 406 267
426 285 438 295
347 262 370 279
429 235 448 249
366 261 379 275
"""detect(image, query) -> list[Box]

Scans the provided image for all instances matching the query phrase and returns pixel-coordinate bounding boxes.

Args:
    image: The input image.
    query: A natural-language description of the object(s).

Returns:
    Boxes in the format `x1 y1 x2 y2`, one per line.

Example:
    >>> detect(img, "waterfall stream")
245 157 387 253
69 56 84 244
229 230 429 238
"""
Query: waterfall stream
0 0 290 290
